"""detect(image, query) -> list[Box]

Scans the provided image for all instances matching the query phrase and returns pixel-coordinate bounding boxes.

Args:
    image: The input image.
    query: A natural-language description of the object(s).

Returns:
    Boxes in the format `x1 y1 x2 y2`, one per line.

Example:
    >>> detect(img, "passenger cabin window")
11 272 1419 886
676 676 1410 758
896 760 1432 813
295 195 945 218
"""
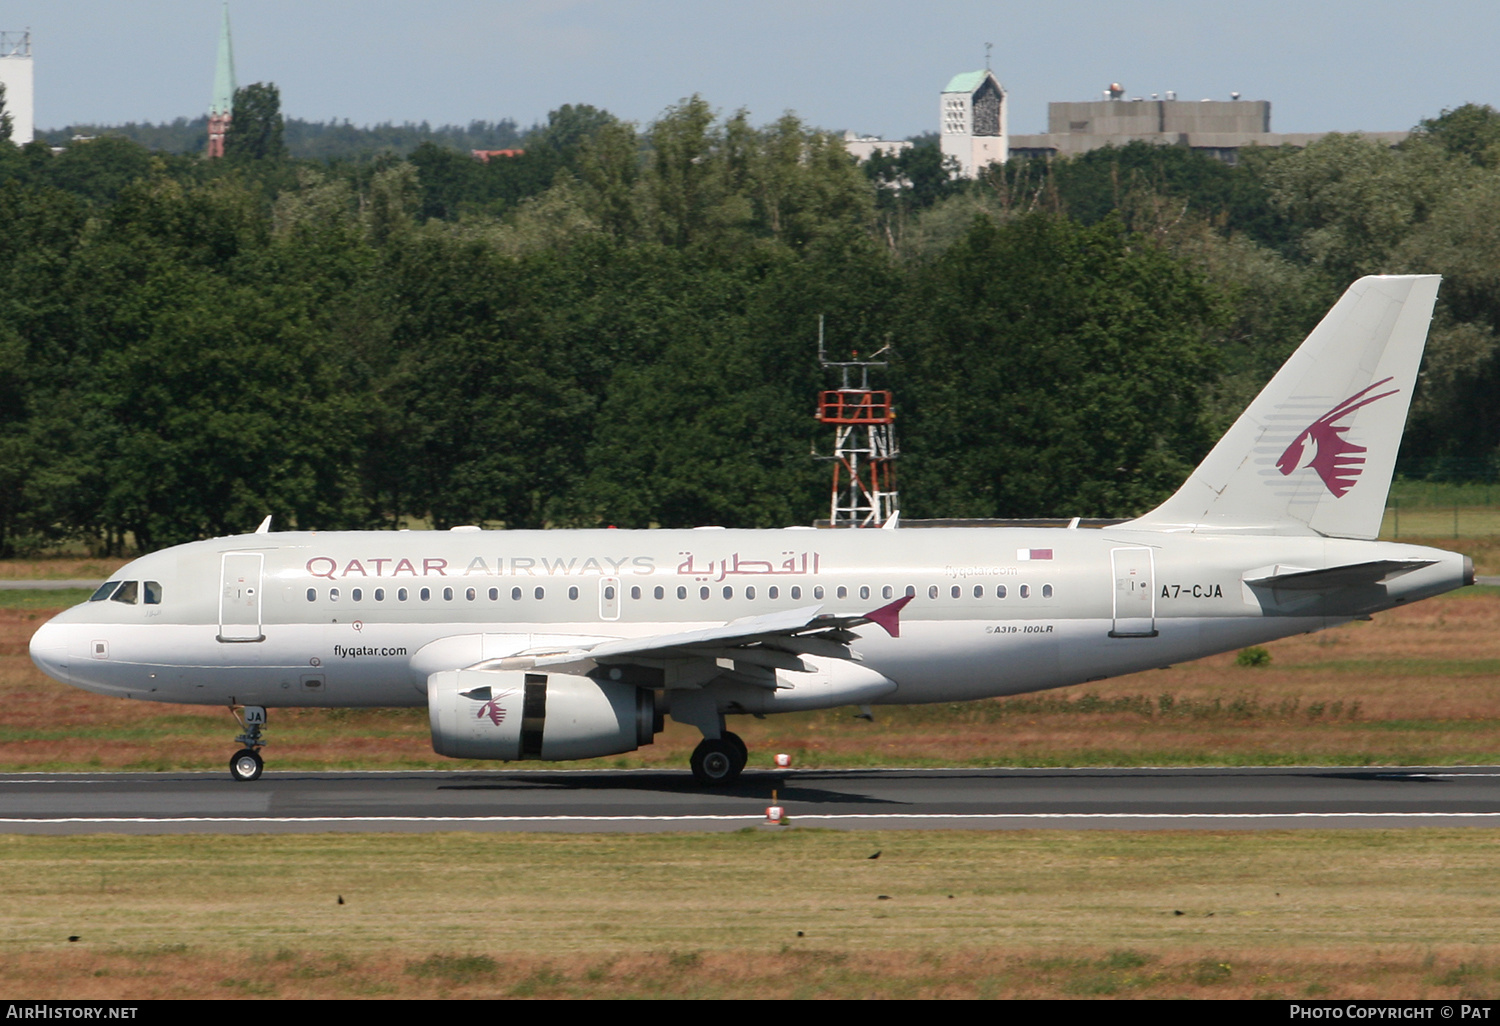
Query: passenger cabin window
1020 585 1031 598
352 588 363 602
677 586 687 599
143 581 163 605
858 586 869 600
769 586 779 599
653 586 664 599
973 585 983 598
398 588 409 601
837 586 847 599
330 587 340 602
1043 584 1053 598
568 586 580 600
904 585 915 598
111 581 139 605
512 587 522 601
928 585 938 599
745 586 755 600
419 587 431 601
533 587 545 600
882 586 893 599
375 588 386 601
465 588 476 601
487 588 498 600
443 587 454 601
950 585 961 599
813 587 823 600
90 581 121 602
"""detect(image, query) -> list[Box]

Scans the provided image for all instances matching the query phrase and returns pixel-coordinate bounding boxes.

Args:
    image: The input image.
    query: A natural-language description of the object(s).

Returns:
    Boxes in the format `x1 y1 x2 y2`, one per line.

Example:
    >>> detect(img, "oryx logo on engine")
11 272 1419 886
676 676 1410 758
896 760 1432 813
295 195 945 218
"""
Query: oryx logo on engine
1276 377 1399 497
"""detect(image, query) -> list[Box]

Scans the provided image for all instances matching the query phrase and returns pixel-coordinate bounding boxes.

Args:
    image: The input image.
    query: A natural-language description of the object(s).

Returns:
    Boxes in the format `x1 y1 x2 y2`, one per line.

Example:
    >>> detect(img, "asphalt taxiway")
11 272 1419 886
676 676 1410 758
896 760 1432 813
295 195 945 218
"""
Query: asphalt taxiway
3 766 1500 834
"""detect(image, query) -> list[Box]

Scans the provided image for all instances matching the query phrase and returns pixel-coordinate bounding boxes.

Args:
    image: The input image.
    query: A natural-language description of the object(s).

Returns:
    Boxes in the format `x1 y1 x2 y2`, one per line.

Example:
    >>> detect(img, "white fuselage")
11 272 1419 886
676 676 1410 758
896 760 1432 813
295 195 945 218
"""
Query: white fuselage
28 526 1470 711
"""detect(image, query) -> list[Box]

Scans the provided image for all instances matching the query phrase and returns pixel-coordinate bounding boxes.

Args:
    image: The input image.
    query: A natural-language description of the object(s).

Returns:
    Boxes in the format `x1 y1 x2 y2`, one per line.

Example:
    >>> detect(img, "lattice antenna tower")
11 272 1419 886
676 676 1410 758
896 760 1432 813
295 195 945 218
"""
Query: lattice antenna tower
812 316 899 527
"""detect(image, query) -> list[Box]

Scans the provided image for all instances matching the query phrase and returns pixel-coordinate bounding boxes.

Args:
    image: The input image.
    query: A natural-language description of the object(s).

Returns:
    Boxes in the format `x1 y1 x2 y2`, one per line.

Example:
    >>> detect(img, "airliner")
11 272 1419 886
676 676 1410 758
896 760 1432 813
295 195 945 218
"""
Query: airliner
28 275 1471 785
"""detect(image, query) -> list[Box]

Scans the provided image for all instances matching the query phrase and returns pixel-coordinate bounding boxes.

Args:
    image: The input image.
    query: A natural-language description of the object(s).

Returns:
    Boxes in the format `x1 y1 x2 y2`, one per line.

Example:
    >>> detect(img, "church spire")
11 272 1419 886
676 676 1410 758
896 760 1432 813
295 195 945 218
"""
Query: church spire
206 3 236 157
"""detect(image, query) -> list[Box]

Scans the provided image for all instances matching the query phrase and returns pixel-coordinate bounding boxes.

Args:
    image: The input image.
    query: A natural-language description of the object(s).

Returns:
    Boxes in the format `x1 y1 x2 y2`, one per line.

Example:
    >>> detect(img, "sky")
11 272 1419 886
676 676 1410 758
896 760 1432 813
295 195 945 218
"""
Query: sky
11 1 1500 138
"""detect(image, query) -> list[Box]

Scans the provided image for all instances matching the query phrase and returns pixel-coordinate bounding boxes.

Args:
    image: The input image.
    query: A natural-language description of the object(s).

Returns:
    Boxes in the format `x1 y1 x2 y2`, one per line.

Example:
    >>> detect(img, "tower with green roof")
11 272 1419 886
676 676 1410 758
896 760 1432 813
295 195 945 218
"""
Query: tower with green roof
940 68 1006 177
206 3 235 158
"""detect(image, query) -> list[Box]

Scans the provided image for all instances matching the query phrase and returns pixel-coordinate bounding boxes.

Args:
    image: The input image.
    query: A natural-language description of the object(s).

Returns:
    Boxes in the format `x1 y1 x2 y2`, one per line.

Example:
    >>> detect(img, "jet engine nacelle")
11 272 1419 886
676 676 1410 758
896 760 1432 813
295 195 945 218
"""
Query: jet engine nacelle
427 669 656 761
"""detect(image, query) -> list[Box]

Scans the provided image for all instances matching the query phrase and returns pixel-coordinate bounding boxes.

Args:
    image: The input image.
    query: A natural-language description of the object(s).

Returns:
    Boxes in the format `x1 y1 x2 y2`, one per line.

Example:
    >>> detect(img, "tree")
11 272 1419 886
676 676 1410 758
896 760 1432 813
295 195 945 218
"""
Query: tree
0 82 11 144
898 214 1223 518
224 82 287 163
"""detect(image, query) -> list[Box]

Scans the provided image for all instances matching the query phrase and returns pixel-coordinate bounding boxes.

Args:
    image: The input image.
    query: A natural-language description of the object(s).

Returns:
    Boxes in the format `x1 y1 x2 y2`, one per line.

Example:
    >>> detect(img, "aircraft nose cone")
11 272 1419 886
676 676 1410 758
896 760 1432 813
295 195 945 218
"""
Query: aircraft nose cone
29 620 71 683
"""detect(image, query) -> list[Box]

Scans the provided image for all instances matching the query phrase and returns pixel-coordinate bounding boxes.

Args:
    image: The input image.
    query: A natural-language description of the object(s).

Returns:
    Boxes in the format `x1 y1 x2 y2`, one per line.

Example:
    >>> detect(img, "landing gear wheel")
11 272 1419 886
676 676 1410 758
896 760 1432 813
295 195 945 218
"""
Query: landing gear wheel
230 748 263 782
690 738 744 787
722 730 748 765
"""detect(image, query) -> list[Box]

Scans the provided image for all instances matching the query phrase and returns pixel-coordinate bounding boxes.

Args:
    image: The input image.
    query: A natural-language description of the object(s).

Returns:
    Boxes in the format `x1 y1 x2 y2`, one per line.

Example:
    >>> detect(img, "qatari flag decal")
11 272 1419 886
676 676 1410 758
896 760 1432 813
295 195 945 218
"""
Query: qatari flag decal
1017 549 1053 561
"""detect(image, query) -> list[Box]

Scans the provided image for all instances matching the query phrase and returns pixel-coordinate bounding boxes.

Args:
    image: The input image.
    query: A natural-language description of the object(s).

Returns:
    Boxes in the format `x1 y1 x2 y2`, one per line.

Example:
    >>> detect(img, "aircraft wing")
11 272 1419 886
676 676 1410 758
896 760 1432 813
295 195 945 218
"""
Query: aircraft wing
467 595 913 687
1244 559 1437 592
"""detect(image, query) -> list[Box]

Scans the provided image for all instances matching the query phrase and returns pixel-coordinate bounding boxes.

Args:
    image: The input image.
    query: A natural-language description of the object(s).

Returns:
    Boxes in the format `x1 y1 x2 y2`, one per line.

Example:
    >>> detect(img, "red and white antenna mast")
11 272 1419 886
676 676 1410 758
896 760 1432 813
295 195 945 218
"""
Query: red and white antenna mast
813 316 899 527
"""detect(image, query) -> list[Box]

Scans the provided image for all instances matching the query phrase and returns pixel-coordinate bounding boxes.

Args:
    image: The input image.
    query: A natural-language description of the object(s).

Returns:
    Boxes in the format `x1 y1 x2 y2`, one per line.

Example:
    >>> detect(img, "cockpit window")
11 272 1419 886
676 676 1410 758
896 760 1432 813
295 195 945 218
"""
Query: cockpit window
144 581 163 605
110 581 139 605
90 581 121 602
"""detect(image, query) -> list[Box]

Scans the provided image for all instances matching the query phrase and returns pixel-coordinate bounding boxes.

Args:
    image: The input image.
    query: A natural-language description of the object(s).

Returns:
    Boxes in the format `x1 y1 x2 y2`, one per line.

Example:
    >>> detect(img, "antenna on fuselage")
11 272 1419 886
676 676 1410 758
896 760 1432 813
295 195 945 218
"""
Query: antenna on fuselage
254 515 272 534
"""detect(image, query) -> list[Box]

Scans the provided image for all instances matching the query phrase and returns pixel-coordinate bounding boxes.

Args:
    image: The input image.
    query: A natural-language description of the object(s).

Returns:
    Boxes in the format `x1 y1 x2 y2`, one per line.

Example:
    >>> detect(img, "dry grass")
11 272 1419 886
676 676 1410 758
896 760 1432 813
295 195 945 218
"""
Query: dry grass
4 829 1500 998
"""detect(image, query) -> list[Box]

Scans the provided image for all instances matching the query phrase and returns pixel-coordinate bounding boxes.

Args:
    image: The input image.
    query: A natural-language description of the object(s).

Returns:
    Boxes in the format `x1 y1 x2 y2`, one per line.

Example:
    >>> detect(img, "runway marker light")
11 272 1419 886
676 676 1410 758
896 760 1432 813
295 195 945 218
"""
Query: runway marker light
775 753 791 768
766 788 786 825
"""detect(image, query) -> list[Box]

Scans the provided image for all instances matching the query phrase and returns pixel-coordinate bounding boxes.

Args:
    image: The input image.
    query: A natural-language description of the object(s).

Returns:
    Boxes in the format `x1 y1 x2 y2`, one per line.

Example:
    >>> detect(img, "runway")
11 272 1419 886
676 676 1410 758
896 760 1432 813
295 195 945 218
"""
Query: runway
4 766 1500 833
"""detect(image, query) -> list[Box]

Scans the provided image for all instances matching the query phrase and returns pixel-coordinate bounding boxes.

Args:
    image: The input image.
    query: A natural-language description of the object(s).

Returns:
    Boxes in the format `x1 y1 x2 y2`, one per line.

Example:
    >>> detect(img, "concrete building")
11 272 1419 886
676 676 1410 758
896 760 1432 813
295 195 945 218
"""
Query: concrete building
1009 88 1408 163
842 130 911 162
940 69 1007 177
0 31 34 146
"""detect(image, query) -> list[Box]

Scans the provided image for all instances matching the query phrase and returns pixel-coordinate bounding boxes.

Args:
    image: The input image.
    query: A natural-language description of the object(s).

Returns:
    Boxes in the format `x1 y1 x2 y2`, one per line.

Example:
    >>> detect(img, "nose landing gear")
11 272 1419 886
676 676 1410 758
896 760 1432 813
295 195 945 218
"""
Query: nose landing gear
229 705 267 782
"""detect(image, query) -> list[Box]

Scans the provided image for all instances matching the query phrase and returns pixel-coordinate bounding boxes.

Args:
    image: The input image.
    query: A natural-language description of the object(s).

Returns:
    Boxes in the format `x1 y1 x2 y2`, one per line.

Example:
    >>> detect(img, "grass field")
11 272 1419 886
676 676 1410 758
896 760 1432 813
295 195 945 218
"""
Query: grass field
5 549 1500 998
3 830 1500 999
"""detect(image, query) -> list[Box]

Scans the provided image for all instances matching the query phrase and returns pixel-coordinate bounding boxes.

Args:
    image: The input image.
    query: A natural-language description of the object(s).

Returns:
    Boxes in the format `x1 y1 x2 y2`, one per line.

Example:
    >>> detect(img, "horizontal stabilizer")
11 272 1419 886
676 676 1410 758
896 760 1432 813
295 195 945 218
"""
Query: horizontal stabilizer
1244 559 1436 592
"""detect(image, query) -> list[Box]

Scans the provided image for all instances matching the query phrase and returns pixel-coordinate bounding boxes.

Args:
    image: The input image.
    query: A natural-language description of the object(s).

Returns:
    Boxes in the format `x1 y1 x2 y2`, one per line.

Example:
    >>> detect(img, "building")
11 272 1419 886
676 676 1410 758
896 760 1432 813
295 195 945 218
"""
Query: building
206 5 235 159
940 69 1007 177
0 31 34 145
842 131 911 162
1009 88 1408 164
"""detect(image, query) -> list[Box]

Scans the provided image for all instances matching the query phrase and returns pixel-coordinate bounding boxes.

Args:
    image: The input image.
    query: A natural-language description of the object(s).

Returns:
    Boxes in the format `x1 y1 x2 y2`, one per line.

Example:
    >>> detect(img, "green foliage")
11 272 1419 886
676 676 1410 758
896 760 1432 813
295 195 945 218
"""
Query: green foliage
6 96 1500 554
1235 646 1272 668
899 213 1221 518
225 83 287 164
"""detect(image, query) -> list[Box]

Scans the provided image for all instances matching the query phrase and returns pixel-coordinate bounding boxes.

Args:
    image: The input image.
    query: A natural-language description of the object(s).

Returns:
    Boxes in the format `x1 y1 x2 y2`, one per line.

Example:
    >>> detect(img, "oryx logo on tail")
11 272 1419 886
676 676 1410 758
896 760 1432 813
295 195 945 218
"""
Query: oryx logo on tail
1276 377 1399 497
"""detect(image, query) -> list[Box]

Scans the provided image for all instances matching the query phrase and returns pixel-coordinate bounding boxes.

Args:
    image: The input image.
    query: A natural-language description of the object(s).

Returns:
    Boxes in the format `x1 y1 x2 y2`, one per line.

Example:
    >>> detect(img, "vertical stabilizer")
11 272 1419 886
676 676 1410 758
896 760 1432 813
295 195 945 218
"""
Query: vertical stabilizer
1130 274 1440 539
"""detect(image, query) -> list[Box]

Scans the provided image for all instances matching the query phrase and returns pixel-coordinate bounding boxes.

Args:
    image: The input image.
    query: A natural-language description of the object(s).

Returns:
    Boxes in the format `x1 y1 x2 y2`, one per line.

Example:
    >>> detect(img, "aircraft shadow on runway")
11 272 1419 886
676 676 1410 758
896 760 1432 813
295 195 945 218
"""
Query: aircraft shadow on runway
433 769 913 805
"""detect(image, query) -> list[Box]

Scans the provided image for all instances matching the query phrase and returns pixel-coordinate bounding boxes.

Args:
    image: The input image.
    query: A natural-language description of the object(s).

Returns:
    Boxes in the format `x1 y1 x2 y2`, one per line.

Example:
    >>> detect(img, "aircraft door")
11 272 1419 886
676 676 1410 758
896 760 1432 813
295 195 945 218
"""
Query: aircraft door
599 576 621 621
1109 547 1158 638
218 552 265 643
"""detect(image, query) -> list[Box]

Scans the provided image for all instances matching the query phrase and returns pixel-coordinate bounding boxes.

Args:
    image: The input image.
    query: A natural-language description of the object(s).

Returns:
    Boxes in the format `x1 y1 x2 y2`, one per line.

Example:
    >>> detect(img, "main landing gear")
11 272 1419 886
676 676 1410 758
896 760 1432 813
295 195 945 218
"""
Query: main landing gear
690 730 747 786
229 705 267 782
